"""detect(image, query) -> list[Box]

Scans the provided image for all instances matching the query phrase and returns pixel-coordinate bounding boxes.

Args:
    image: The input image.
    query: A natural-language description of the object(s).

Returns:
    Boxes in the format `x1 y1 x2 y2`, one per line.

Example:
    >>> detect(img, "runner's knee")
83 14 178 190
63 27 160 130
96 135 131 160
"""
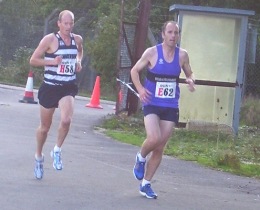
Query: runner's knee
38 125 51 135
60 117 72 128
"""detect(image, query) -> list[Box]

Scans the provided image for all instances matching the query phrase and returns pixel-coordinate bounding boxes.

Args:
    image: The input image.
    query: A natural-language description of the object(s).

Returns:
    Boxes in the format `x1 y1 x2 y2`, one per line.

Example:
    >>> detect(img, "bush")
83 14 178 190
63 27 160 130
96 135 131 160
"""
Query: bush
240 95 260 128
215 149 240 169
0 46 43 87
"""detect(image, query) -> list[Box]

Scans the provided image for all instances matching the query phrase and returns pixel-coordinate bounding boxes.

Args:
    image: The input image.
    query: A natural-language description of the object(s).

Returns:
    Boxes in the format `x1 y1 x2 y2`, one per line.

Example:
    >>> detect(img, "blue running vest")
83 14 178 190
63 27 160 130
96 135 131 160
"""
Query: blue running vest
144 44 181 108
43 33 78 86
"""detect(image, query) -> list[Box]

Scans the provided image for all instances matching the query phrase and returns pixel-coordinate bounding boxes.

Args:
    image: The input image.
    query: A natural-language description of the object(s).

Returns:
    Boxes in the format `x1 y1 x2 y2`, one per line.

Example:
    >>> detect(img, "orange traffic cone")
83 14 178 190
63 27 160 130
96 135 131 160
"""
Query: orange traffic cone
19 71 38 104
86 76 103 109
114 89 122 110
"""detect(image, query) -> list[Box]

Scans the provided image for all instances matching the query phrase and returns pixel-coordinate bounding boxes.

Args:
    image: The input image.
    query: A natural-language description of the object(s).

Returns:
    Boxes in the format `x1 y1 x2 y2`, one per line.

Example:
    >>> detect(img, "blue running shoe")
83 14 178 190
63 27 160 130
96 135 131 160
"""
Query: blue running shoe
133 153 145 180
50 150 63 170
139 183 158 199
34 156 44 180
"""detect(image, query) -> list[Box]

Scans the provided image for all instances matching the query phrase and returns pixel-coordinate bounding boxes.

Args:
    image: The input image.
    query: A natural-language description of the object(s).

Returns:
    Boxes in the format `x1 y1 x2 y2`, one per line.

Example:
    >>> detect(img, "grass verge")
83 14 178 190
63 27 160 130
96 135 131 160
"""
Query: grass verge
98 112 260 179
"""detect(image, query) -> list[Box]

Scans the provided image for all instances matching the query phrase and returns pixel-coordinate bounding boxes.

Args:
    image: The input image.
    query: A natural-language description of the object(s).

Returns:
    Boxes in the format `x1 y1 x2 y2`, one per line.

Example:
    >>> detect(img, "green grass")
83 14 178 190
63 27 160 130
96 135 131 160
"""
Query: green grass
99 113 260 179
105 130 144 146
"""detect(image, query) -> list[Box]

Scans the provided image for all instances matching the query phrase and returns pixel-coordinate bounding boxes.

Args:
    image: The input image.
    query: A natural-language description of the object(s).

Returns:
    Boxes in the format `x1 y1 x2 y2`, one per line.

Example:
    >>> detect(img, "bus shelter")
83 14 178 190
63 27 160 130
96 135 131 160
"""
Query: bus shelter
170 4 255 135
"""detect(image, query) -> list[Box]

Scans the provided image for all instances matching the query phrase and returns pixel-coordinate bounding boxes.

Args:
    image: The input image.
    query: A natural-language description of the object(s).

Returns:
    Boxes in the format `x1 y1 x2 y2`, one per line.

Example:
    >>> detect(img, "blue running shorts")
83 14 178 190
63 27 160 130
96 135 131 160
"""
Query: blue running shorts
143 105 179 124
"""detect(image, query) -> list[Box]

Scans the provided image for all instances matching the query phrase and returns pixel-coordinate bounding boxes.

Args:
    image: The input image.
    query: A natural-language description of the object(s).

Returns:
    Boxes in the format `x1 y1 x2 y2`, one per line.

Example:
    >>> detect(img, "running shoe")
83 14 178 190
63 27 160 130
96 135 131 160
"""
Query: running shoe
34 156 44 179
139 183 158 199
50 150 63 170
133 152 146 180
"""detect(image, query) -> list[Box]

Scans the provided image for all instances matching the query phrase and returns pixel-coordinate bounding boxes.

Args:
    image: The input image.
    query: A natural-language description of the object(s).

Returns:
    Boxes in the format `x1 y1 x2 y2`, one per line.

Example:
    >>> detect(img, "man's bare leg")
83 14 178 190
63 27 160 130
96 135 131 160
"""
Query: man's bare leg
36 106 55 158
51 95 75 170
142 119 175 181
56 95 75 147
34 106 55 179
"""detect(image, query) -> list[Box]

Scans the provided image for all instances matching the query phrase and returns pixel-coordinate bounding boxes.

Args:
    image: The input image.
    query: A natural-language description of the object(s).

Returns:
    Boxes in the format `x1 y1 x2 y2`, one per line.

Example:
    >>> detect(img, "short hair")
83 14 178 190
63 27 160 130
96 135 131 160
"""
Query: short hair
58 10 74 21
161 21 179 33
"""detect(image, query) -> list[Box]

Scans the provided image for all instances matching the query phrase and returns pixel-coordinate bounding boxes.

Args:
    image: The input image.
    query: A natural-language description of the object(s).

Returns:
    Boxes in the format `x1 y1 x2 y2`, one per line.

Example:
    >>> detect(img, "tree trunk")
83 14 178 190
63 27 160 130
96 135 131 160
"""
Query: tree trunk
127 0 151 116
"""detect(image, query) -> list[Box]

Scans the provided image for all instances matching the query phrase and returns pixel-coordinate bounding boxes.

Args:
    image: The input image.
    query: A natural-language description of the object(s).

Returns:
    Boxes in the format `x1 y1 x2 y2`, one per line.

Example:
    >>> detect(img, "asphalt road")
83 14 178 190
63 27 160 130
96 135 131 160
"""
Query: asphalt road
0 84 259 210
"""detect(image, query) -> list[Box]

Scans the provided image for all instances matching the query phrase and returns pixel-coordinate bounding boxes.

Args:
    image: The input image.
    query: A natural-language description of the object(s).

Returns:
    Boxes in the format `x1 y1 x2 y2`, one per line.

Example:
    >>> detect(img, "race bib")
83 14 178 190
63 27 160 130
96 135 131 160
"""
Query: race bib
57 59 76 75
155 81 176 98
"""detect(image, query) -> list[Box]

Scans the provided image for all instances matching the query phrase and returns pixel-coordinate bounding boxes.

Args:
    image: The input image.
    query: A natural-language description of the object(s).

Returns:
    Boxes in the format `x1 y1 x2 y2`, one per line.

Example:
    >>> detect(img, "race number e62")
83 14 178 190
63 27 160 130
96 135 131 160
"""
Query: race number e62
155 81 176 98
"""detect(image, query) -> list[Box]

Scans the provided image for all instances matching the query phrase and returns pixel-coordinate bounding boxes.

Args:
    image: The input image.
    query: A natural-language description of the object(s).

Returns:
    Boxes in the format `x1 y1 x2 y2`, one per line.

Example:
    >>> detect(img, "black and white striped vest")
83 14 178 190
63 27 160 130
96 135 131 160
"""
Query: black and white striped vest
44 33 78 86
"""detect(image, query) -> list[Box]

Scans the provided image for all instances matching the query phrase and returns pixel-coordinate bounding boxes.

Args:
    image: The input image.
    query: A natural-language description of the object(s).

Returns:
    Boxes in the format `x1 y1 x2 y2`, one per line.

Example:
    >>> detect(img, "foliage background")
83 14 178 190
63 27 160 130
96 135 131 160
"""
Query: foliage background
0 0 259 97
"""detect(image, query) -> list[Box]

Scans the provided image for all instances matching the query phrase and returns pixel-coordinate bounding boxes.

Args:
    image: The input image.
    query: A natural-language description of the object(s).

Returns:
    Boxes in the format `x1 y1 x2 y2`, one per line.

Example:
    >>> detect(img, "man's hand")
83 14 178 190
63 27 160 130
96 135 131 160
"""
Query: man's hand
53 56 63 65
139 87 152 103
186 78 195 92
76 61 82 72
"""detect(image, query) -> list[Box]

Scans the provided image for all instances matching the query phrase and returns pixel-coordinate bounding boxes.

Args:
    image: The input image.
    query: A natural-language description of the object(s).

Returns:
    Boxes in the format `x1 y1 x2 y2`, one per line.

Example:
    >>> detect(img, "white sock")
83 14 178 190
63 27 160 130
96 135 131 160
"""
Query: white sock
142 179 150 187
54 145 61 152
35 154 44 161
137 152 146 162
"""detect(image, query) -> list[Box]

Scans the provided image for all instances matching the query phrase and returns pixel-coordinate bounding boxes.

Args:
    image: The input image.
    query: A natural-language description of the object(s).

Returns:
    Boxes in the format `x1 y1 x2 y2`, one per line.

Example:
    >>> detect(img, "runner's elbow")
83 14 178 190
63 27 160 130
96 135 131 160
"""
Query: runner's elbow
29 57 36 66
30 57 41 67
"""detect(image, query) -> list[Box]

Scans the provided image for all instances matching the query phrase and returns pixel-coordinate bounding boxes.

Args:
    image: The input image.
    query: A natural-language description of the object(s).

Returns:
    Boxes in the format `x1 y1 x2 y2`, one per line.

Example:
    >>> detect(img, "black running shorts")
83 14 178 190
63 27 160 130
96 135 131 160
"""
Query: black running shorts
143 105 179 124
38 82 78 108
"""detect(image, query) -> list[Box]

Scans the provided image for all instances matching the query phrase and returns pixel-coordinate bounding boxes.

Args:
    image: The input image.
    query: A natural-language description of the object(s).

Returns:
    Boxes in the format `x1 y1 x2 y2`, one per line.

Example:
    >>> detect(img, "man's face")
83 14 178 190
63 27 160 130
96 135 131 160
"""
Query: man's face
162 23 180 47
58 14 74 35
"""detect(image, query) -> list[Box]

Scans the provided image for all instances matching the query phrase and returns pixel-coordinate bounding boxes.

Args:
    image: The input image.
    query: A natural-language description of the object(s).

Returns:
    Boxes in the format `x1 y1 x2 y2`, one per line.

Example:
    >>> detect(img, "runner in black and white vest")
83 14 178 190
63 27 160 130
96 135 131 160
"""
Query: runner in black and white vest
30 10 83 180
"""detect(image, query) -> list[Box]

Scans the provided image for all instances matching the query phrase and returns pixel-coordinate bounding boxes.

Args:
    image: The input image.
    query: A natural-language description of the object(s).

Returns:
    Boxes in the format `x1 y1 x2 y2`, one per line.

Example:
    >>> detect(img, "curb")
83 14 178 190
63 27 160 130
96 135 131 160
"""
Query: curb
0 84 116 106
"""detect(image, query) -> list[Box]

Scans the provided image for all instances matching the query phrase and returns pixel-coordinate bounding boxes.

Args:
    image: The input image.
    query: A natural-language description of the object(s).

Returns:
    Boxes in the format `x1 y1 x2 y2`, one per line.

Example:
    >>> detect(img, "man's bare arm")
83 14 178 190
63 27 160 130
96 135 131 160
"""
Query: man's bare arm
180 49 195 92
30 34 61 67
131 49 150 92
74 34 84 72
130 48 153 101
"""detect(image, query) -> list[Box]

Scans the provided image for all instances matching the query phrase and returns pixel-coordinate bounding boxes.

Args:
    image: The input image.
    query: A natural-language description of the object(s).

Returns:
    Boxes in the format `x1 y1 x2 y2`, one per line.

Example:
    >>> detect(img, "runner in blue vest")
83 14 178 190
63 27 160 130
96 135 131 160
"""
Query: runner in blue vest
30 10 83 180
131 20 195 199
